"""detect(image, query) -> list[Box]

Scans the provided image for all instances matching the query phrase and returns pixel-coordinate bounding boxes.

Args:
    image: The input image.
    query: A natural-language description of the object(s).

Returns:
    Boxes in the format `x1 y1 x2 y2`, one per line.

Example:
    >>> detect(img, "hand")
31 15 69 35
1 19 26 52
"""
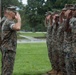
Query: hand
15 12 21 22
60 11 65 17
53 14 59 20
65 10 72 19
46 15 52 20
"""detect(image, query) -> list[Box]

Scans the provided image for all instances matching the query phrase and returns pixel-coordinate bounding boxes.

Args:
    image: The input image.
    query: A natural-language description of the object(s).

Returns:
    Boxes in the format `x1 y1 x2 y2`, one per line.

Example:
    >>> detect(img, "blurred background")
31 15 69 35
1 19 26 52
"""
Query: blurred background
2 0 76 32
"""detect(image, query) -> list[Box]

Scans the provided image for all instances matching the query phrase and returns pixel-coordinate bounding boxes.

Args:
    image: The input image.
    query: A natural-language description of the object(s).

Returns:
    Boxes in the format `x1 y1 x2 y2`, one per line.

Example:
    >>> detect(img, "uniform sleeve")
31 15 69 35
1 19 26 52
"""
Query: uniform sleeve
69 18 76 35
10 24 15 29
69 18 76 28
8 20 15 30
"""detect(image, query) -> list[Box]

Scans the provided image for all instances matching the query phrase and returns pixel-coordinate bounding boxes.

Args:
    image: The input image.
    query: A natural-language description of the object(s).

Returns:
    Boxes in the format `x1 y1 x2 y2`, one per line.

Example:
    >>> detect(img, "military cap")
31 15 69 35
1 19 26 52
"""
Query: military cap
53 10 60 15
62 4 68 11
64 4 74 10
7 5 16 12
70 6 75 10
45 11 52 16
65 4 73 8
62 7 67 11
74 4 76 10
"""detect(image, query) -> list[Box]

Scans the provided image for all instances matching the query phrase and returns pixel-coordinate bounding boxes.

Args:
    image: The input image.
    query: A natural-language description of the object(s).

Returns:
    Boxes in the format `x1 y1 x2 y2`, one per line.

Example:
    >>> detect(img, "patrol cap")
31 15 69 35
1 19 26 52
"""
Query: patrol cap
74 4 76 10
6 5 16 12
53 10 60 15
45 11 52 16
65 4 73 8
70 6 75 10
65 4 74 10
62 4 68 11
62 8 67 11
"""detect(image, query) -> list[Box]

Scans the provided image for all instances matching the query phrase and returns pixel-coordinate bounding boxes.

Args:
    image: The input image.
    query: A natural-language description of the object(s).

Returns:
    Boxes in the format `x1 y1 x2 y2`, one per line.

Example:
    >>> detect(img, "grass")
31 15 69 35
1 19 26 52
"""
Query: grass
0 43 52 75
18 32 46 38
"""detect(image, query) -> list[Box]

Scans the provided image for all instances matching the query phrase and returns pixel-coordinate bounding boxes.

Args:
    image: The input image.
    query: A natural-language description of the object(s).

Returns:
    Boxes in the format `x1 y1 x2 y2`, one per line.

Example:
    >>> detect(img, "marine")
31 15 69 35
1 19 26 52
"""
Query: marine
1 6 21 75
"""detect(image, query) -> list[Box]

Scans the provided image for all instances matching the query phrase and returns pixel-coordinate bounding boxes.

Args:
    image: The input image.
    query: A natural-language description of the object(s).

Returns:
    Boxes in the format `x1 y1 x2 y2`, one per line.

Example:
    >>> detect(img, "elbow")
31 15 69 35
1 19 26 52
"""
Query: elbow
13 24 21 31
16 27 21 31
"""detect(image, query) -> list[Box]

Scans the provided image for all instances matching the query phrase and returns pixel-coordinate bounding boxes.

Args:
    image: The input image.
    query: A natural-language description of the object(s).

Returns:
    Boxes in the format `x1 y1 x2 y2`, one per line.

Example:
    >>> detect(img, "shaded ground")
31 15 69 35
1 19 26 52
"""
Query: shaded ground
18 33 46 43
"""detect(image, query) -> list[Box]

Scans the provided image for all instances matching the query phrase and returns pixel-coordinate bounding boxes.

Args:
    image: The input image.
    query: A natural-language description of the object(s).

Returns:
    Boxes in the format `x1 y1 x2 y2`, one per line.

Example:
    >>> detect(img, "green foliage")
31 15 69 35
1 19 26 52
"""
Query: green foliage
2 0 23 9
2 0 76 31
24 0 46 32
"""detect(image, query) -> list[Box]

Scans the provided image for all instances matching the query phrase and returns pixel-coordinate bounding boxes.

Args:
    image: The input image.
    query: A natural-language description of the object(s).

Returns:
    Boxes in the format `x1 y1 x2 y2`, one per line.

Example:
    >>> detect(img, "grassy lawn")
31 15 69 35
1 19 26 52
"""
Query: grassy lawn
0 43 52 75
19 32 46 38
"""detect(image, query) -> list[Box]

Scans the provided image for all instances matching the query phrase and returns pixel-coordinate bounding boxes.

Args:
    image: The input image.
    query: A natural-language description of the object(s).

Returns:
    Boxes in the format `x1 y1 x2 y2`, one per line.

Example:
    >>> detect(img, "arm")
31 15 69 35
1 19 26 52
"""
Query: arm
59 11 65 24
49 15 53 25
44 18 48 27
64 10 72 32
12 12 21 31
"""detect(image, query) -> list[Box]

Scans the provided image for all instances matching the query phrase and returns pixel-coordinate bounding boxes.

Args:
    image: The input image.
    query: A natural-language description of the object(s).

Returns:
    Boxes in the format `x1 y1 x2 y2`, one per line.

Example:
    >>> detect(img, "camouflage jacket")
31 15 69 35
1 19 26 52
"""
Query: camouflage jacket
1 17 17 52
0 17 7 46
0 20 1 46
57 22 64 44
70 17 76 43
52 22 60 43
63 19 72 44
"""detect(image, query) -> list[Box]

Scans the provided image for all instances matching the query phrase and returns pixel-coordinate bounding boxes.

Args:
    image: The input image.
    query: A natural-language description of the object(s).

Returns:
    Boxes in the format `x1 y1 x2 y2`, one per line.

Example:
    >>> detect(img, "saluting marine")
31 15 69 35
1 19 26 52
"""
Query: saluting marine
51 11 60 74
1 6 21 75
63 4 76 75
45 11 59 75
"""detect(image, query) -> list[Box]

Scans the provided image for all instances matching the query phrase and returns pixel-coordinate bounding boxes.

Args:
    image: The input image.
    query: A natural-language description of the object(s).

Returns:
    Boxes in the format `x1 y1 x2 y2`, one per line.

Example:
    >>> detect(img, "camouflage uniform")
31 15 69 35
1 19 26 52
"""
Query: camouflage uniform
0 17 6 49
46 20 54 67
51 22 60 71
0 17 1 75
0 21 1 48
69 17 76 74
57 22 66 74
45 11 56 71
1 17 17 75
63 18 76 75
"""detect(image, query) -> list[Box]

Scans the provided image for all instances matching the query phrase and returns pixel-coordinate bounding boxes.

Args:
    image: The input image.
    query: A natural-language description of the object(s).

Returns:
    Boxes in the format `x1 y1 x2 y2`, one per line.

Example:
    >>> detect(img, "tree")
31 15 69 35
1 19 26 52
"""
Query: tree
24 0 46 31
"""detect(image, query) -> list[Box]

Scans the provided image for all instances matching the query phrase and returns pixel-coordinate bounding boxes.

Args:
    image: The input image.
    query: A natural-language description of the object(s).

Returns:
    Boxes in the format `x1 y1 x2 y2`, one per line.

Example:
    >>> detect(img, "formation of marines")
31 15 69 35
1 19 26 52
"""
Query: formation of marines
0 4 76 75
45 4 76 75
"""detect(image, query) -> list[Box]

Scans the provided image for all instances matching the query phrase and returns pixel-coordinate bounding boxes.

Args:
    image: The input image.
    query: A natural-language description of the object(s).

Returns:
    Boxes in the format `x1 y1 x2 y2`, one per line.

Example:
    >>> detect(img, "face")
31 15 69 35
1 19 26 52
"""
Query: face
9 11 16 19
46 14 51 20
73 10 76 17
53 14 58 20
61 10 67 19
64 10 72 19
4 10 16 19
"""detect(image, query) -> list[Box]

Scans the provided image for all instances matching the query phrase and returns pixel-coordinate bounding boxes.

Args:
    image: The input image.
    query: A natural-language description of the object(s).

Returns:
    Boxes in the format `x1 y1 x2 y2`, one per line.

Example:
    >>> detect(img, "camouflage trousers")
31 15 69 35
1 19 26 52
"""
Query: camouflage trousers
46 38 53 66
1 50 16 75
72 42 76 74
57 43 66 74
51 41 60 71
46 37 60 71
46 26 54 68
62 43 76 75
46 26 60 71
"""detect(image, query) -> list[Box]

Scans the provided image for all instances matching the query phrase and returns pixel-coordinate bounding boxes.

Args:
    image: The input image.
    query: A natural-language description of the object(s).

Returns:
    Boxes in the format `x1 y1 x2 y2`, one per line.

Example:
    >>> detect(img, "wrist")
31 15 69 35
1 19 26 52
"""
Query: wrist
18 19 21 22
